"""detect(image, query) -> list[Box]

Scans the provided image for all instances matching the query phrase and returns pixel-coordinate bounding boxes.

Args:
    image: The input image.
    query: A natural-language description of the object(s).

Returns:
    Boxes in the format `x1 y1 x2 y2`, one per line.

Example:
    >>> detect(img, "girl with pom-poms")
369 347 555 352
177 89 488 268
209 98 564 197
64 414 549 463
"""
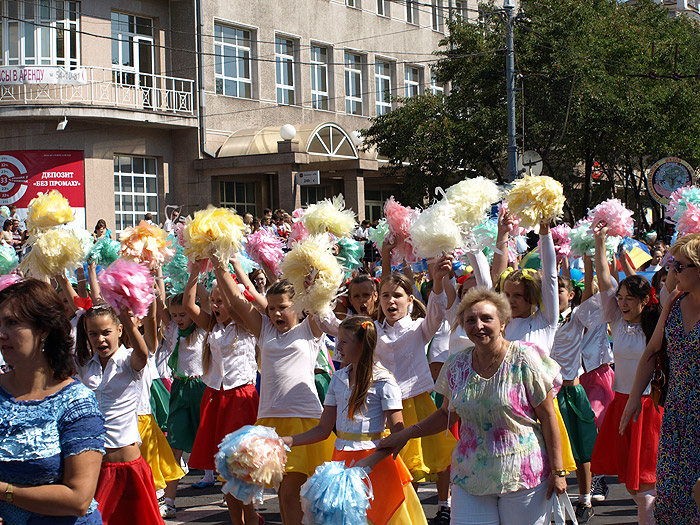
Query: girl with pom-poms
371 254 458 486
182 264 261 525
155 291 208 516
74 304 163 525
214 258 336 525
282 315 428 525
589 224 662 525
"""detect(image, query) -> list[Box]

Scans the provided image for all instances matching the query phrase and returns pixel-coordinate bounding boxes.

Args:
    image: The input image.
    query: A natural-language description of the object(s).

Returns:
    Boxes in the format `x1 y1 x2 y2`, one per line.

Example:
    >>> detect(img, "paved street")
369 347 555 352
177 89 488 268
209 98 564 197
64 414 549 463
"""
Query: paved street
167 470 637 524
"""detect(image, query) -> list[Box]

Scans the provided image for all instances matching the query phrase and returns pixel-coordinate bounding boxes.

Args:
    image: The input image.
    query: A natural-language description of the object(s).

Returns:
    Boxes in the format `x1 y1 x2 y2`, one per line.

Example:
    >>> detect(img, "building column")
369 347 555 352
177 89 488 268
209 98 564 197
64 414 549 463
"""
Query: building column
343 170 365 221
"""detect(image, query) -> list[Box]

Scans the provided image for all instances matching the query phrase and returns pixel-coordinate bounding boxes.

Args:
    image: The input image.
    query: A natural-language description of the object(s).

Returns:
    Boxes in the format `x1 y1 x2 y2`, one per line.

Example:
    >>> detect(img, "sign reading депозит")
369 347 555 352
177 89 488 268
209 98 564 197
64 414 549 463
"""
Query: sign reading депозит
0 151 85 227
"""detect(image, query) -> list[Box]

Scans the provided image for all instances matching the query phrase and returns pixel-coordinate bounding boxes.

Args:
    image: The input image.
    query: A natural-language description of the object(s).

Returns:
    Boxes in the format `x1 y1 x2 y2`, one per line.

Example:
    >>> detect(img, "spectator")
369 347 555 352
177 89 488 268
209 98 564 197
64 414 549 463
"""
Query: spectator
11 218 23 258
1 219 13 245
93 219 111 242
163 208 181 233
144 212 154 225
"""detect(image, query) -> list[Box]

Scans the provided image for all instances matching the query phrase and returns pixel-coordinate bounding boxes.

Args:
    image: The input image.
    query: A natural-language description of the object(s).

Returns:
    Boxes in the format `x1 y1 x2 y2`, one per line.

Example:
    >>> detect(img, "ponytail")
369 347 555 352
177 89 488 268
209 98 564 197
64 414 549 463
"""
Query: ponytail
339 315 377 419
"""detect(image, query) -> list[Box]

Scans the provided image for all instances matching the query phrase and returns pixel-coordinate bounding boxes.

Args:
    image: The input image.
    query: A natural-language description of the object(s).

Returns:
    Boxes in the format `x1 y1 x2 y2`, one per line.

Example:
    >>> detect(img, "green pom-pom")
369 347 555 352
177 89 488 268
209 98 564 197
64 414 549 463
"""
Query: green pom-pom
0 243 18 275
336 237 363 276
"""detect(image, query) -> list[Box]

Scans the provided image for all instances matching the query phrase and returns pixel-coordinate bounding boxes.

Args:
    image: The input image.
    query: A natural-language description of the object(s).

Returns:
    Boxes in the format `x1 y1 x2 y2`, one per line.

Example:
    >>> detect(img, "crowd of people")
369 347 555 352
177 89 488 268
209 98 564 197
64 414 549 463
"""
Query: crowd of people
0 193 699 525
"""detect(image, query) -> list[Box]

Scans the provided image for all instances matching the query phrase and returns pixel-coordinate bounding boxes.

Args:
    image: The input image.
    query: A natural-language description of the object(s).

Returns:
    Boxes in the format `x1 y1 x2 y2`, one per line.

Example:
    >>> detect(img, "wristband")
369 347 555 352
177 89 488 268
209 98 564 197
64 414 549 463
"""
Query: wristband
5 482 13 503
551 469 568 477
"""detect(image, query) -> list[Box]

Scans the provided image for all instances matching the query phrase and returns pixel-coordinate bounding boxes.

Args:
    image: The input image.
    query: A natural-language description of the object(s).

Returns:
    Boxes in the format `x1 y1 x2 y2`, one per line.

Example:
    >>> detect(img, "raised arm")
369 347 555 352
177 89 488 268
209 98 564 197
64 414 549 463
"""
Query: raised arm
86 261 103 304
230 254 267 311
120 311 149 372
183 268 211 330
593 226 614 293
419 253 451 342
212 258 262 338
538 222 559 326
582 255 594 302
381 238 397 280
154 267 171 325
55 271 78 315
141 300 158 356
491 207 514 285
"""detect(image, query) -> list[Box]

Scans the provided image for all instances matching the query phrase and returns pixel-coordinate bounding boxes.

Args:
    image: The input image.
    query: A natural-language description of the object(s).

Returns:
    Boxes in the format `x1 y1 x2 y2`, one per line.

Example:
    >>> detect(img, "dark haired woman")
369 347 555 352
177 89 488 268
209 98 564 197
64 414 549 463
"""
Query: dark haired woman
282 315 427 524
590 226 662 525
0 279 106 524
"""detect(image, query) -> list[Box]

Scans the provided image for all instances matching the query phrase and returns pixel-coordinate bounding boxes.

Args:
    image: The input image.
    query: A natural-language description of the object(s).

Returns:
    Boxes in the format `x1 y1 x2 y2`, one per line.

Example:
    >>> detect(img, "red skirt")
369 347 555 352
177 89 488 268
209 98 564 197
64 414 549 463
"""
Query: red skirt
188 383 259 471
95 456 162 524
590 392 662 491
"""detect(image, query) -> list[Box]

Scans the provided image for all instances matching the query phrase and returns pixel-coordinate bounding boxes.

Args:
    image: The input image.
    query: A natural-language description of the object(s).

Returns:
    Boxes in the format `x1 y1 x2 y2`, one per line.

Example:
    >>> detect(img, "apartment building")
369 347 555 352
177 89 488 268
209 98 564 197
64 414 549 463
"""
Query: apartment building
0 0 476 231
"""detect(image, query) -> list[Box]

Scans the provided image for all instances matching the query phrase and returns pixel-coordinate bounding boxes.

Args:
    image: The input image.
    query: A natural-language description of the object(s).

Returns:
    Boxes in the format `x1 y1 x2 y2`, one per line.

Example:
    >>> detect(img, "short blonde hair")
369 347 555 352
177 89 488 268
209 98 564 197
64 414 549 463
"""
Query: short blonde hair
456 286 512 330
670 233 700 267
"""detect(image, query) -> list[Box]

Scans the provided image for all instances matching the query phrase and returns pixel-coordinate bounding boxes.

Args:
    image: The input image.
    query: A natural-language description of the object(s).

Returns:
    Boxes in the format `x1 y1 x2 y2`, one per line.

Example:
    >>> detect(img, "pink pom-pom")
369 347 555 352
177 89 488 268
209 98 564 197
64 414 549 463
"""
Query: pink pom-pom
289 208 309 246
677 201 700 237
245 229 284 275
174 222 186 248
0 273 21 292
588 199 634 238
384 197 416 265
98 259 154 318
551 224 572 262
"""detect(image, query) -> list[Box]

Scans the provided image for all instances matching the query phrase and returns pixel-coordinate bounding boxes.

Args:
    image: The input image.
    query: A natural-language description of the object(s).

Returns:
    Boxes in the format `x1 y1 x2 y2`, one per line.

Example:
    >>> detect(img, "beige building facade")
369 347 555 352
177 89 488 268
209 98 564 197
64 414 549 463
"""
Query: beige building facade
0 0 479 232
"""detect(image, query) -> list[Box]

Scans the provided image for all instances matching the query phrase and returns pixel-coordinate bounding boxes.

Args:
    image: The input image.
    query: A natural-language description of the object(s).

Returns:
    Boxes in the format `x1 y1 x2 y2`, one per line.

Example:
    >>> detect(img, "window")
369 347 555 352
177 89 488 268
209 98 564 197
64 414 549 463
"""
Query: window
454 1 467 18
365 189 391 223
275 37 296 105
310 45 329 110
377 0 388 16
375 60 392 116
114 156 158 232
214 23 252 98
405 66 420 97
345 52 363 115
431 0 443 31
430 73 444 95
111 12 153 88
220 181 256 216
406 0 418 24
345 0 358 7
1 0 80 67
301 186 326 207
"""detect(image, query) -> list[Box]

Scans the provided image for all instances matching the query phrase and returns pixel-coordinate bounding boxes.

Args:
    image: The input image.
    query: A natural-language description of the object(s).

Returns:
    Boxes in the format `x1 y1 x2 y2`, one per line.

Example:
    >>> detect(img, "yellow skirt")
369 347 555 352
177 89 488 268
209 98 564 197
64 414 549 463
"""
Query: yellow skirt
400 392 457 481
387 484 428 525
138 414 185 490
553 398 577 473
256 417 335 478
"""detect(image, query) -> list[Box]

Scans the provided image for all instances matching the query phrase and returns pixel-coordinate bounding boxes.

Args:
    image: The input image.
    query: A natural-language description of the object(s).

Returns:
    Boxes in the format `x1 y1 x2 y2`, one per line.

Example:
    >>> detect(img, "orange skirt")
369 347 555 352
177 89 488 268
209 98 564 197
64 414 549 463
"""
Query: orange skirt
332 448 413 525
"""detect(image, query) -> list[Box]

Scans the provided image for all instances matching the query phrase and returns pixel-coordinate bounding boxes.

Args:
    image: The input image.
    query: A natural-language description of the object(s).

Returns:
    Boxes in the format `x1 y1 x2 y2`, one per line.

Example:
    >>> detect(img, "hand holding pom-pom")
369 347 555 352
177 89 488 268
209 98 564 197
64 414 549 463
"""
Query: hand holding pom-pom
98 259 155 319
245 229 284 275
26 190 74 233
302 195 356 238
119 221 174 270
185 206 246 264
505 175 565 230
588 199 634 238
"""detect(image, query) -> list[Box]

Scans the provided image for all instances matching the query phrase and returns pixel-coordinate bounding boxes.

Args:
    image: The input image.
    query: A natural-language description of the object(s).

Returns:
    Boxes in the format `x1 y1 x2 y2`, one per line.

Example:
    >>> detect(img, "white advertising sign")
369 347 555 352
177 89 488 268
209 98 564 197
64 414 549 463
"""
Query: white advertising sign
0 66 87 85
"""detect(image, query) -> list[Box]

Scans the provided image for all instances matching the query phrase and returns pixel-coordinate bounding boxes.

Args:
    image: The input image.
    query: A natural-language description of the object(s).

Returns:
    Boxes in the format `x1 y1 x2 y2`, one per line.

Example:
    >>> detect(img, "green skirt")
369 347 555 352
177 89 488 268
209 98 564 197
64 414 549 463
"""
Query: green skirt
557 384 598 464
150 378 171 433
167 377 207 453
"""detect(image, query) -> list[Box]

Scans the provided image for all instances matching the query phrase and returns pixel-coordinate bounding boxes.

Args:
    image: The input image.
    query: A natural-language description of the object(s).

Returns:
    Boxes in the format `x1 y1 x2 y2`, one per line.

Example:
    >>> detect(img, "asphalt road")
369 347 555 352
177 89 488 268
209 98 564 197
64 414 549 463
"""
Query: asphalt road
166 470 637 524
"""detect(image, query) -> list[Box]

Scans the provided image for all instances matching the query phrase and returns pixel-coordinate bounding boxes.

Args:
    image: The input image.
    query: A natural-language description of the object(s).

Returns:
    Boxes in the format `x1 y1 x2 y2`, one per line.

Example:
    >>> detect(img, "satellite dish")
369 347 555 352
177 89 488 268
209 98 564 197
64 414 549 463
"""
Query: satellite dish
517 150 543 176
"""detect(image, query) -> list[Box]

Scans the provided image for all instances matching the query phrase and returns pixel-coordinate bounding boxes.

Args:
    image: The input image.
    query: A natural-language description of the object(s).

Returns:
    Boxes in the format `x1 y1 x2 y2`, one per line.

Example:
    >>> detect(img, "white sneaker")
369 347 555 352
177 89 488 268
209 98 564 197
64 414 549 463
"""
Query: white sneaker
160 503 176 519
590 475 609 502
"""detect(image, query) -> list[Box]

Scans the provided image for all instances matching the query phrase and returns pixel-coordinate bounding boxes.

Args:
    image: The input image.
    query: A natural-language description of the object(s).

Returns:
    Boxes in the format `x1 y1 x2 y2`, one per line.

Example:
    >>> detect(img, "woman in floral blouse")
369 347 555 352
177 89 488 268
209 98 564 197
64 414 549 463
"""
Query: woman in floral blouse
379 287 566 525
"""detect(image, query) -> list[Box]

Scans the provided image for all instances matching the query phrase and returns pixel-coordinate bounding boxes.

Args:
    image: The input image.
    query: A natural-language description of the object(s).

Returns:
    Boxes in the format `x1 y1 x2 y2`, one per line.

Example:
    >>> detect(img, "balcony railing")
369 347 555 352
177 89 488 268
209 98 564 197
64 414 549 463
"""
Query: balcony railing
0 67 194 116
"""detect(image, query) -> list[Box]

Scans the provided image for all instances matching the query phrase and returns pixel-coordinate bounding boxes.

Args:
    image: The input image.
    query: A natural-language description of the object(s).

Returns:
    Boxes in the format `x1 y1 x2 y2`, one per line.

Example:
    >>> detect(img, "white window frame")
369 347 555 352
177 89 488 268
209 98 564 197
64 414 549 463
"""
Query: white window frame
406 0 418 24
454 1 467 19
214 23 253 99
346 0 359 7
345 52 363 116
431 0 444 32
310 44 329 110
111 12 154 88
375 59 392 116
275 36 296 105
1 0 80 68
430 72 444 95
376 0 388 17
113 155 159 233
405 65 420 98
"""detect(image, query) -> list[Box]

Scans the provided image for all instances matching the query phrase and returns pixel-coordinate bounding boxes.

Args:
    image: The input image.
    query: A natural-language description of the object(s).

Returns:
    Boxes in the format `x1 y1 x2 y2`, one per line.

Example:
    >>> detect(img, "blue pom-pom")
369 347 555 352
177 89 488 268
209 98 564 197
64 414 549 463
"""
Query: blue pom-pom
300 461 373 525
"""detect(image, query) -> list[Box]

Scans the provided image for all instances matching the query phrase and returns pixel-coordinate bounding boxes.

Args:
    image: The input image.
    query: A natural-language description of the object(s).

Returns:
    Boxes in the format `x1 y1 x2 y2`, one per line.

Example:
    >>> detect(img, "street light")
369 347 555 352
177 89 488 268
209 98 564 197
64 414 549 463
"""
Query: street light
56 116 68 131
280 124 296 141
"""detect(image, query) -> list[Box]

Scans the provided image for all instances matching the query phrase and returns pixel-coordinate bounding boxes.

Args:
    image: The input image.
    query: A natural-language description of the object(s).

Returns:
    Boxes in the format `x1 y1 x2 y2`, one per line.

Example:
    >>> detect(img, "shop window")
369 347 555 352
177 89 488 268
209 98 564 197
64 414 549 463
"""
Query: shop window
113 155 158 232
220 180 256 216
301 186 326 207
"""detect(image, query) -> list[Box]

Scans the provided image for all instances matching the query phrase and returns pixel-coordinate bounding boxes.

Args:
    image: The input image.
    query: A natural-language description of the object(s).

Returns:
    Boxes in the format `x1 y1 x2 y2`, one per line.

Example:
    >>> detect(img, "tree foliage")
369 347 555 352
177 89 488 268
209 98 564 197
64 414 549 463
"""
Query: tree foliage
362 0 700 228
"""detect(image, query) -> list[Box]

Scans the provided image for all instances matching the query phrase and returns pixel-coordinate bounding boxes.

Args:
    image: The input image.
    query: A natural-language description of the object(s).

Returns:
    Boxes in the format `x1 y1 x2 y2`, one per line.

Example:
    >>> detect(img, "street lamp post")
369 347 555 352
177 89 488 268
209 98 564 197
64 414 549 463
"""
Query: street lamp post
504 0 518 182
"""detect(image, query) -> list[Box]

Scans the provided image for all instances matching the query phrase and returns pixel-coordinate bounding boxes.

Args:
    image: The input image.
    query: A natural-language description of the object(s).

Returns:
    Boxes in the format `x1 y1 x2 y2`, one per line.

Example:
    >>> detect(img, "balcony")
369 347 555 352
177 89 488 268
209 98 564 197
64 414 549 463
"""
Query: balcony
0 66 194 117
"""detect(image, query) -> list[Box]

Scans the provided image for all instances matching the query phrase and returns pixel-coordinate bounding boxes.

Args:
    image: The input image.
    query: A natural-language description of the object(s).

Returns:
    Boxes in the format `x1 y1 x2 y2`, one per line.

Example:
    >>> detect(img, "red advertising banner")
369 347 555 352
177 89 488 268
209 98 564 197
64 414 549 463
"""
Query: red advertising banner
0 150 85 226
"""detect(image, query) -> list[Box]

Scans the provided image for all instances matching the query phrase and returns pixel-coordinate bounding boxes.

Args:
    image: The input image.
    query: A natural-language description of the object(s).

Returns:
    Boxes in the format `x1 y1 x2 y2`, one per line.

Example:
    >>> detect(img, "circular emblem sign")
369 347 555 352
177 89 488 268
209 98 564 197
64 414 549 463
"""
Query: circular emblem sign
646 157 695 205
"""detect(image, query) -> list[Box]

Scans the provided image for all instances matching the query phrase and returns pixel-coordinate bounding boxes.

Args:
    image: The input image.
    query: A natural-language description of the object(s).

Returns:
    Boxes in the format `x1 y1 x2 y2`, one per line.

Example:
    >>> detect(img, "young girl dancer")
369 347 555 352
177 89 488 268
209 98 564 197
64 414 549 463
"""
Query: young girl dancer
589 226 661 525
373 253 457 484
282 315 427 524
75 305 162 524
214 259 335 525
183 267 260 525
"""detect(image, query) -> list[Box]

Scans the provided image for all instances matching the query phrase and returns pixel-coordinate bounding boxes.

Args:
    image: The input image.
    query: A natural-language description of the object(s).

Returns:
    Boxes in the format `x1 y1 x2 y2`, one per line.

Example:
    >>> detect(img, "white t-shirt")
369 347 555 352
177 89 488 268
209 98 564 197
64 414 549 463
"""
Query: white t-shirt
77 345 143 449
202 322 257 390
324 364 403 451
258 316 323 419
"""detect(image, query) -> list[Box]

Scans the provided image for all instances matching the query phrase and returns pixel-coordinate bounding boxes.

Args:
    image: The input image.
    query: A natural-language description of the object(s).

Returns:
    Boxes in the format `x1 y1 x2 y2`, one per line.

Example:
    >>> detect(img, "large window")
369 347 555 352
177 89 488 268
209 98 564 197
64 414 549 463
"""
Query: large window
405 66 420 97
310 45 329 110
431 0 443 31
275 37 296 105
406 0 418 24
375 60 392 116
344 52 363 115
111 12 153 88
376 0 388 16
430 72 444 95
214 23 252 98
301 186 326 207
220 181 256 216
1 0 80 67
114 155 158 232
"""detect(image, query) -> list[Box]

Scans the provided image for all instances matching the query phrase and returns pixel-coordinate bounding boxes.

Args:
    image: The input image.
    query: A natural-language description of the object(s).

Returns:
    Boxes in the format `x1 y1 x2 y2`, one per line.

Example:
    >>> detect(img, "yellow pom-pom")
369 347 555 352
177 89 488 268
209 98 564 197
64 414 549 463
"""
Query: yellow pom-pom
120 220 174 270
26 190 74 232
505 175 565 230
444 176 502 229
278 234 344 316
19 227 85 278
184 206 245 263
409 203 462 259
302 195 356 237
